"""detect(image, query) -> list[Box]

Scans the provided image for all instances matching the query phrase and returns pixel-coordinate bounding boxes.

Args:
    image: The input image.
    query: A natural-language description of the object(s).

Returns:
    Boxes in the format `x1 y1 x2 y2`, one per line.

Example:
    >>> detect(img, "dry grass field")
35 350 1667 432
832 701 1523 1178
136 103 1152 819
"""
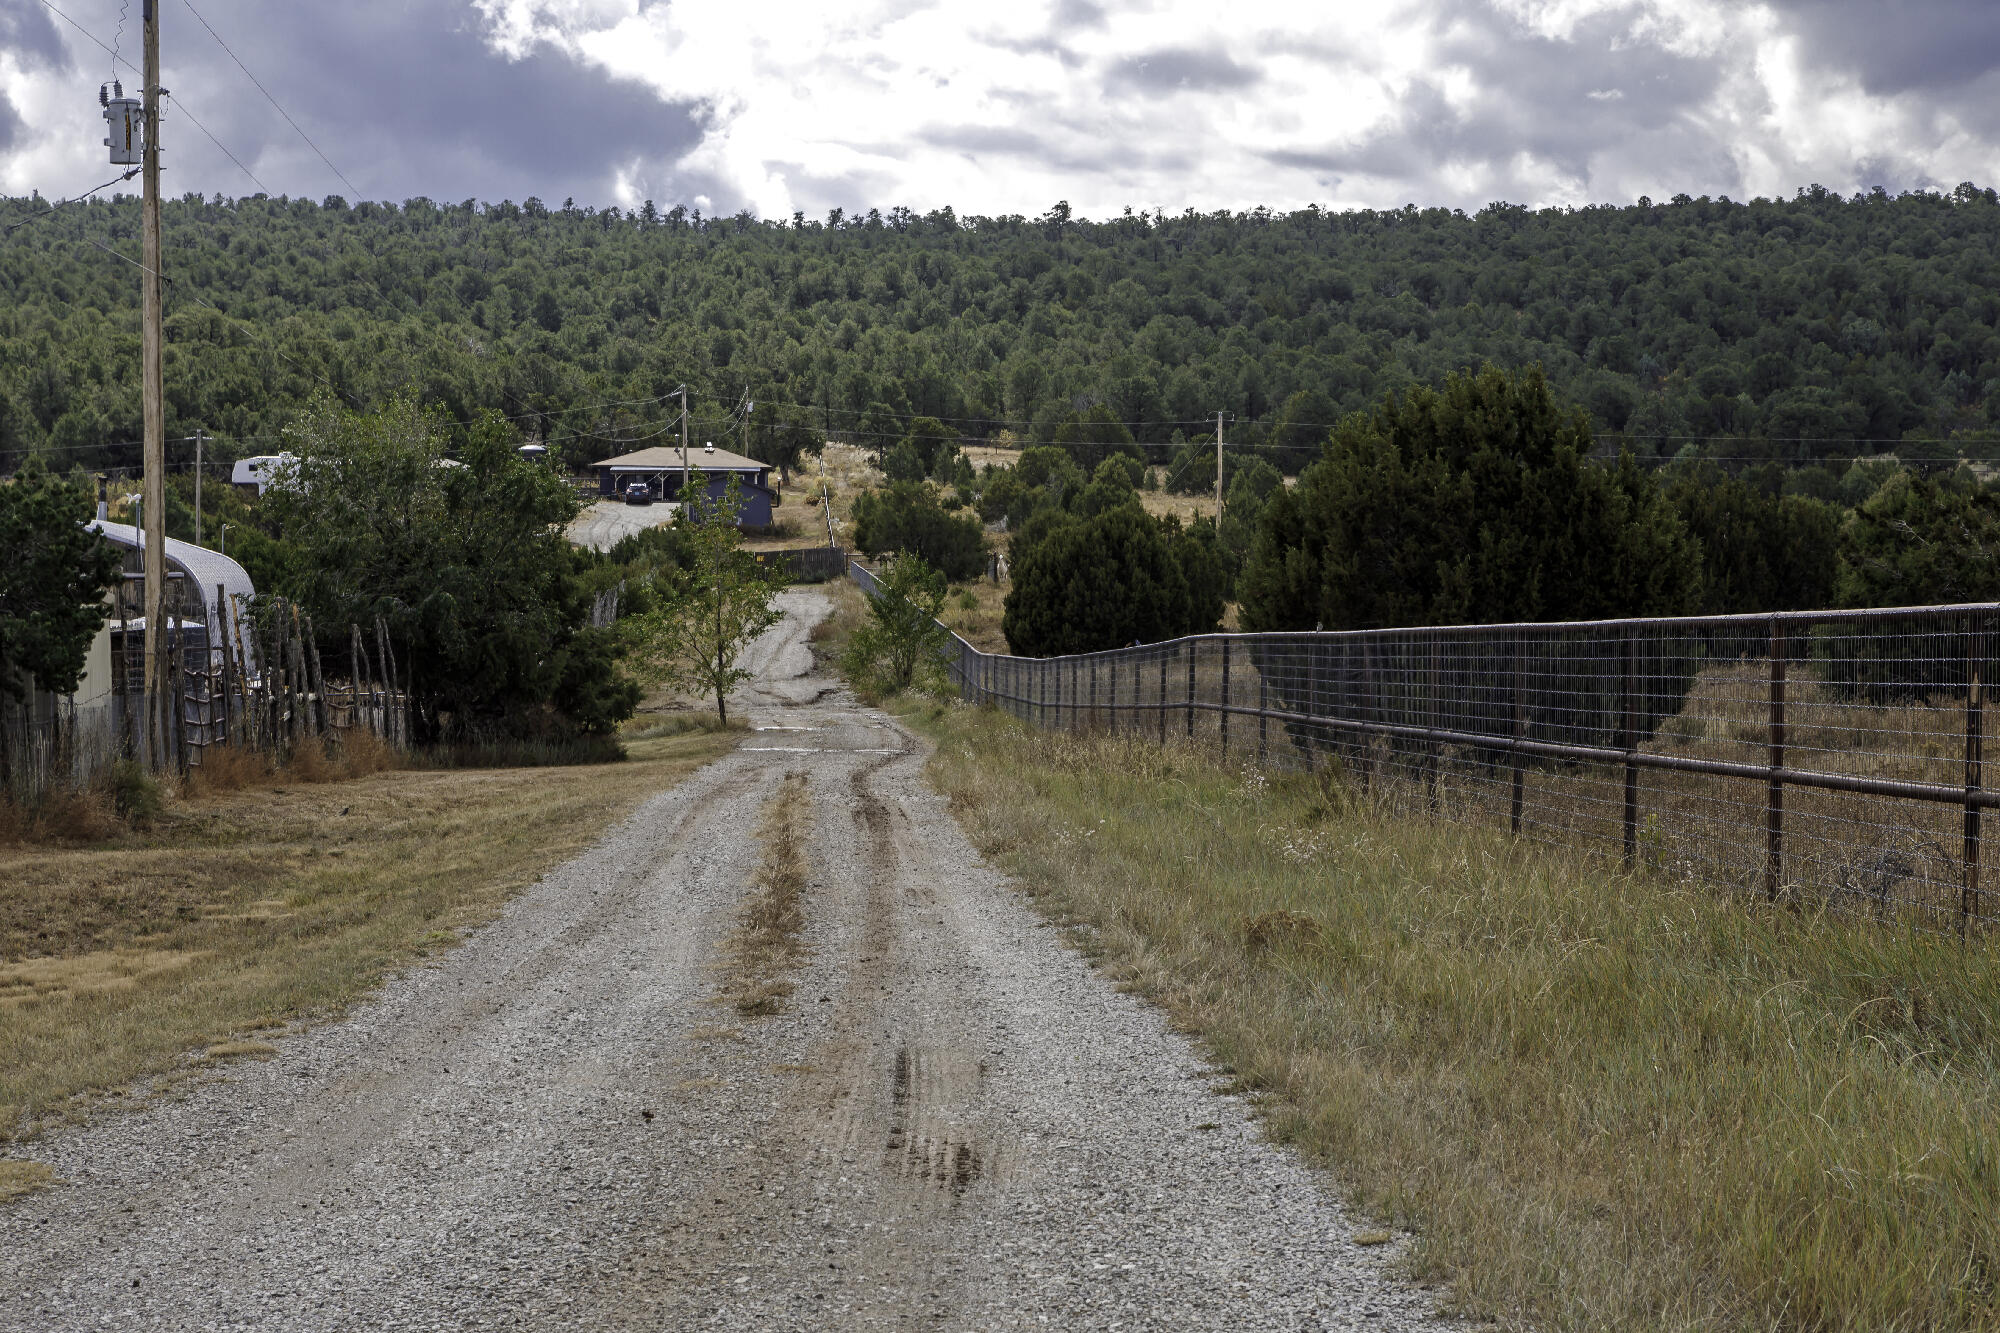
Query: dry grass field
0 718 741 1179
897 694 2000 1333
937 579 1010 654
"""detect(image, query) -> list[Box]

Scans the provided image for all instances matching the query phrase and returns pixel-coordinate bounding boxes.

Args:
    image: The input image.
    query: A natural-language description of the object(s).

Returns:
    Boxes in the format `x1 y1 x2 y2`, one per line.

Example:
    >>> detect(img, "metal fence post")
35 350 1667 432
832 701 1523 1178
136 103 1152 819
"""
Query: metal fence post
1766 616 1786 901
1623 631 1639 868
1089 657 1098 732
1965 609 1986 935
1220 639 1231 758
1358 638 1376 791
1185 640 1197 739
1257 661 1269 767
1158 650 1168 745
1426 631 1440 814
1510 636 1526 835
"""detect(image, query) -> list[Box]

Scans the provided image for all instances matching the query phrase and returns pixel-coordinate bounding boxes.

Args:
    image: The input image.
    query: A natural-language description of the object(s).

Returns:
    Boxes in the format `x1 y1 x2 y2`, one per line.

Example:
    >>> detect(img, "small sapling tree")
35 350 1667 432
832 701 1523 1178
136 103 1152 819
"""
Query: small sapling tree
628 475 785 724
843 554 949 696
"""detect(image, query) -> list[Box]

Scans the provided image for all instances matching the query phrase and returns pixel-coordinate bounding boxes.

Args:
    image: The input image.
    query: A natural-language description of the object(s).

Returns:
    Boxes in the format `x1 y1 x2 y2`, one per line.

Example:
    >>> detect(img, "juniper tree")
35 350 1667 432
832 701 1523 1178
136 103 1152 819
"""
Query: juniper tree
268 395 635 738
0 462 120 702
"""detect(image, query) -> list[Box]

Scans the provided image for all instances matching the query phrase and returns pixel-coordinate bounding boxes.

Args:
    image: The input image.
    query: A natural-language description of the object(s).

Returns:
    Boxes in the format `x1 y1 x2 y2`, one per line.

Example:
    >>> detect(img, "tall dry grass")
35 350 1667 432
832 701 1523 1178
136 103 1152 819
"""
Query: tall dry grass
0 724 741 1148
904 697 2000 1332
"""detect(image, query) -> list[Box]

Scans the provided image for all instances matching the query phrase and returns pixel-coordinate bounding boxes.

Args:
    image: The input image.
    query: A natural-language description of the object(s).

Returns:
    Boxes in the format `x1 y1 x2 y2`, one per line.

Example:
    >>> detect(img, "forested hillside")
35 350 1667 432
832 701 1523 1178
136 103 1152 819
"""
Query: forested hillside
2 185 1999 477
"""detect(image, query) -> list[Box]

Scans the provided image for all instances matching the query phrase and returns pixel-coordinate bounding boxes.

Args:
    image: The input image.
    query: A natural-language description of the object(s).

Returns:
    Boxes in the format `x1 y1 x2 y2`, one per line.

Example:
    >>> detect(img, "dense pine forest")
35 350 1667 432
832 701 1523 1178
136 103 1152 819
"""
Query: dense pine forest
3 185 1999 480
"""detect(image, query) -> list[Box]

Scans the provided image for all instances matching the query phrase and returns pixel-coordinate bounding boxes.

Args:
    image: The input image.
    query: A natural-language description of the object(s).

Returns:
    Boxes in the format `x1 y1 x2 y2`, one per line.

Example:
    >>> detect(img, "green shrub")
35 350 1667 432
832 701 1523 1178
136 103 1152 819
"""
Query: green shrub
1002 503 1221 655
851 481 988 581
843 555 951 696
102 760 163 827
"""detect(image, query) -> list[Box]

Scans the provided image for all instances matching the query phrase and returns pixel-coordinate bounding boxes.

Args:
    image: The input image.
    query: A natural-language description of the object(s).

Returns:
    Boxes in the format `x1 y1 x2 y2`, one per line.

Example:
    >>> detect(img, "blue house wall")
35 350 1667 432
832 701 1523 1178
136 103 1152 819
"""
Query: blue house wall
597 465 777 526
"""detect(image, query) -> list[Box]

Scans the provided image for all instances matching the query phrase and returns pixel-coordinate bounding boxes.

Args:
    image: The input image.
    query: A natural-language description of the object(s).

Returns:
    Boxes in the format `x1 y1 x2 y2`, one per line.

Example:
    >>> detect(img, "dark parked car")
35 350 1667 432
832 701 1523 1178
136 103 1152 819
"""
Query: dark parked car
624 481 653 506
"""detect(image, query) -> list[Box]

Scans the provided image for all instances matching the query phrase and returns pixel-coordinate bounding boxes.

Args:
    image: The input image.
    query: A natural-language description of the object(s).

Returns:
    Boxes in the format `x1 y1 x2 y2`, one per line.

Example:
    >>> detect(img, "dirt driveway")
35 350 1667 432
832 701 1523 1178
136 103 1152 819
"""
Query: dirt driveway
0 591 1454 1331
567 497 681 551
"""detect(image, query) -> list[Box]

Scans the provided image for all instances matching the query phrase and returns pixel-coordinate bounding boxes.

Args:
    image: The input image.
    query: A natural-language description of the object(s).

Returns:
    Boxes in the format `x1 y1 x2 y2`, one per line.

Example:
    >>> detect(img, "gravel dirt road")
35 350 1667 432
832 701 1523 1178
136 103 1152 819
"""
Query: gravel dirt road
567 498 682 552
0 589 1457 1331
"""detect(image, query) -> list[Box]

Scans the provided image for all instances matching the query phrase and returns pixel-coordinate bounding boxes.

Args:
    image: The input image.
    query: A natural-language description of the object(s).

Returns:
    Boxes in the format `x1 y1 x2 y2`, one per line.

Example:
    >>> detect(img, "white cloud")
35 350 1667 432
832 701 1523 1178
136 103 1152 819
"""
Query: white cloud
452 0 2000 216
3 0 1999 215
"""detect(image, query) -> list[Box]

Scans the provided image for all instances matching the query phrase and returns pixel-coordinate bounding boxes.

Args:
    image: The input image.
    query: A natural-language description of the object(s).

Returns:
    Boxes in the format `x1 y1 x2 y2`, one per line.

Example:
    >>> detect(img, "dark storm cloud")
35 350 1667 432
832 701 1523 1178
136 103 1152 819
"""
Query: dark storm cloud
34 0 708 207
1265 3 1730 202
0 0 68 70
1109 46 1260 97
1763 0 2000 94
1760 0 2000 147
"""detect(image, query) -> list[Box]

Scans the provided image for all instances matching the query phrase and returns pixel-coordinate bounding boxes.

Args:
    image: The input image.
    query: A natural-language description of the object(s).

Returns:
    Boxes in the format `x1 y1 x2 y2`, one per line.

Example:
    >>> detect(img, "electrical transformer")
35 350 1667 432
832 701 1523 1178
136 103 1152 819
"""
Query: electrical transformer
101 81 141 166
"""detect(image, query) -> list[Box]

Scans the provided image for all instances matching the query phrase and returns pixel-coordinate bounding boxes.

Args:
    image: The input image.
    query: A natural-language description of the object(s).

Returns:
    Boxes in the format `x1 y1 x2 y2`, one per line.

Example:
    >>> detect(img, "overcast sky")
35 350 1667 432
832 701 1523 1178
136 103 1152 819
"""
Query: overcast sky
3 0 1999 219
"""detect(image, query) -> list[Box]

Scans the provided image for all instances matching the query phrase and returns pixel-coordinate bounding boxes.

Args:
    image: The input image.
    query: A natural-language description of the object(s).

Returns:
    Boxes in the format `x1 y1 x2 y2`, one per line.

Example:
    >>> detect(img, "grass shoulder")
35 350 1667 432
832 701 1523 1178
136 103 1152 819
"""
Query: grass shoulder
891 695 2000 1333
0 716 741 1168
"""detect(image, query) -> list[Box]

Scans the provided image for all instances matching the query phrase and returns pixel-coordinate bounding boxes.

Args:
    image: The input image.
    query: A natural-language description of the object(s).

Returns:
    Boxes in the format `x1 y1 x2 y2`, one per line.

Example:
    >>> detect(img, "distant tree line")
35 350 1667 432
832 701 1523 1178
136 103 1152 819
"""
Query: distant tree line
969 366 2000 654
4 185 2000 487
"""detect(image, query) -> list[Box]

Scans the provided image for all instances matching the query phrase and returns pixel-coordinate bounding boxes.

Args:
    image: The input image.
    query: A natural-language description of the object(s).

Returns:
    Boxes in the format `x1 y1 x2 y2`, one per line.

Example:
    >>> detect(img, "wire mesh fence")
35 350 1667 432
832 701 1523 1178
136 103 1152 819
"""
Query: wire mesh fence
852 562 1999 935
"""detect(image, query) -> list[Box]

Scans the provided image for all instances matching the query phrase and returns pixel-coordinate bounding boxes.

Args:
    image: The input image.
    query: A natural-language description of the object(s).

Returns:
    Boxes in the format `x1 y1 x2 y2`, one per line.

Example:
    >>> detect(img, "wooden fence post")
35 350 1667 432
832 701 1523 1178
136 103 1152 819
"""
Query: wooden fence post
215 586 233 749
374 616 399 747
304 613 328 738
351 624 369 737
1766 616 1786 901
172 620 188 774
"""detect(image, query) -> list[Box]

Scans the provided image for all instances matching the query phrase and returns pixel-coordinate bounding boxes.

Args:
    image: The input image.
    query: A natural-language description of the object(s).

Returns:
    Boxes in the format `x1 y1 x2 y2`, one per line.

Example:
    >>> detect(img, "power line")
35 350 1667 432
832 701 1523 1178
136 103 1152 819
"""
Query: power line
179 0 363 201
4 168 139 234
31 0 270 193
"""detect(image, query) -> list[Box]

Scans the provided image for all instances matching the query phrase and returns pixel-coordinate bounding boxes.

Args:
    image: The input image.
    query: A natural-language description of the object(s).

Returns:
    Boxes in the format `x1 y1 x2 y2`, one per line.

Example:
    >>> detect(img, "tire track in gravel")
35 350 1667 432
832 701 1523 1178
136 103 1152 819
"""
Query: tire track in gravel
0 590 1467 1333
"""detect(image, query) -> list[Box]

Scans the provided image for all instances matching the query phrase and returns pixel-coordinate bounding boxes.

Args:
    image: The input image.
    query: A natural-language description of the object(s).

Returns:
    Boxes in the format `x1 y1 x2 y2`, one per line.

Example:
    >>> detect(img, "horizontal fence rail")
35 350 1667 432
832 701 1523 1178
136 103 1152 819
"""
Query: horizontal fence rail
851 560 1998 936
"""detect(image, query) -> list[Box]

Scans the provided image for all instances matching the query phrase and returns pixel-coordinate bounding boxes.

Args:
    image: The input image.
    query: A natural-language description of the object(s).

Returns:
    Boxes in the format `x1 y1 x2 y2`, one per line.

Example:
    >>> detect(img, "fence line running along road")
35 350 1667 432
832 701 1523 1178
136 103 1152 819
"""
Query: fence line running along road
851 561 1998 935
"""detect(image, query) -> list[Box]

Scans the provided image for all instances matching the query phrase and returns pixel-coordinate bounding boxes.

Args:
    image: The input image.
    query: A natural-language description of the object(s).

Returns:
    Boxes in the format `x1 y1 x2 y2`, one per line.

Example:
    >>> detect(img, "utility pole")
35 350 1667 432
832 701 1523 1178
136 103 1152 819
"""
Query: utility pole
678 384 691 506
820 453 834 548
1214 410 1226 517
140 0 167 752
193 428 205 547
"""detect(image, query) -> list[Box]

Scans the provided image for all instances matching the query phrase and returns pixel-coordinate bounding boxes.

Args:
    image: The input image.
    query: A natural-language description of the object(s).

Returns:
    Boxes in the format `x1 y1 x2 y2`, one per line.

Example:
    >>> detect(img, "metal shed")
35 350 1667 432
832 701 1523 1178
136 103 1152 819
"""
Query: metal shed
87 520 259 680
